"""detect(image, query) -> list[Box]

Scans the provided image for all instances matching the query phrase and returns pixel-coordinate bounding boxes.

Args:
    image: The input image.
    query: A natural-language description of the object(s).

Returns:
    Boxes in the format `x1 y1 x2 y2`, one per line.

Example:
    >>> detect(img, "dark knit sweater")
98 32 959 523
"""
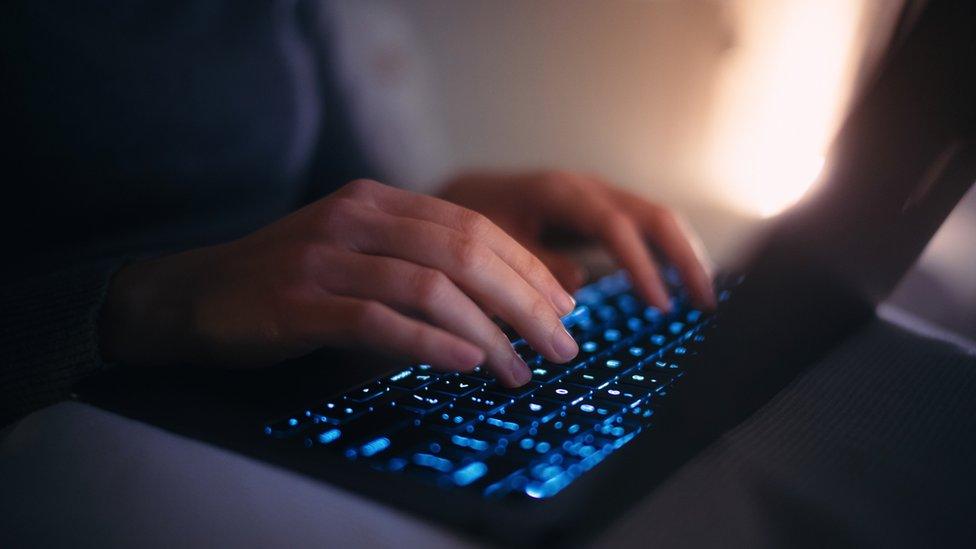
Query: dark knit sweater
0 1 377 425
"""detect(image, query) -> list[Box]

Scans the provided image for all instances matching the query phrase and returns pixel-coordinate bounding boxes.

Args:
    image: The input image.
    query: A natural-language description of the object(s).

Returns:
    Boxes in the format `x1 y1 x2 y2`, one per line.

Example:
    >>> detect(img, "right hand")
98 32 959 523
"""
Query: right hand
99 179 579 386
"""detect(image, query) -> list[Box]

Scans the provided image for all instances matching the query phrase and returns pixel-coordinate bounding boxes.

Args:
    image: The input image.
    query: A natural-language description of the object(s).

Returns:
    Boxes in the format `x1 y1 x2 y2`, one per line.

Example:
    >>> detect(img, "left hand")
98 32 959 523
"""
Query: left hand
439 171 716 312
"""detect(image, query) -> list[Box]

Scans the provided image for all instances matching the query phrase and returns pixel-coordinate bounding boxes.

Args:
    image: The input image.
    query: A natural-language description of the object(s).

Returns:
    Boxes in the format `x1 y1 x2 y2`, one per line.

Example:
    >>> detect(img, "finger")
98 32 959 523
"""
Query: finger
305 296 486 373
348 208 579 368
316 251 531 386
605 186 717 309
531 248 587 295
342 179 576 316
535 178 672 310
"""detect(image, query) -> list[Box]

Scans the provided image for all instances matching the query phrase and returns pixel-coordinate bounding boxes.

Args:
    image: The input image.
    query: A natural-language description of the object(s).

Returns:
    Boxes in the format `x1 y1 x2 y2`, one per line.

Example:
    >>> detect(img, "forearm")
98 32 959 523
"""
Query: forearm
0 259 126 425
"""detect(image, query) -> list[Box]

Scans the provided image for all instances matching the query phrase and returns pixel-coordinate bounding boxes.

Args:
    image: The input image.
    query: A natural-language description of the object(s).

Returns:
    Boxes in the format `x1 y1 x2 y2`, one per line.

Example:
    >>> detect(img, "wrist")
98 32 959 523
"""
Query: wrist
99 256 196 366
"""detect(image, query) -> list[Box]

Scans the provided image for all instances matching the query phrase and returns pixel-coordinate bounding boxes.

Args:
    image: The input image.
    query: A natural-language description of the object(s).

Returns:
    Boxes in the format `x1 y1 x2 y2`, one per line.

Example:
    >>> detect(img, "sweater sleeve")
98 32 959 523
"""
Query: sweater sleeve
0 259 125 426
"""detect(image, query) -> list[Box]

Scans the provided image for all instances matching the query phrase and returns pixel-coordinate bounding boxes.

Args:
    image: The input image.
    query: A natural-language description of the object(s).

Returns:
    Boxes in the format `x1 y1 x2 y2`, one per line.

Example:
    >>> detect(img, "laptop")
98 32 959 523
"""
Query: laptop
75 1 975 545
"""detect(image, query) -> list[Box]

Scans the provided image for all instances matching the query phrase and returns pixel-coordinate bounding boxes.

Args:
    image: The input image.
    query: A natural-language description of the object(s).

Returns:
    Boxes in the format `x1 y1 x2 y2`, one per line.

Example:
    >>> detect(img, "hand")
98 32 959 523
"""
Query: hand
439 171 716 311
100 179 579 386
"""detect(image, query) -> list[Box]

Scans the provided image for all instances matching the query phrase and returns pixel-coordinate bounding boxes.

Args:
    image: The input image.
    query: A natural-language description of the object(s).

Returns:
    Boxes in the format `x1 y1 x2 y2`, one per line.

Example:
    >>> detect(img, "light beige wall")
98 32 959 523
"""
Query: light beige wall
358 0 974 338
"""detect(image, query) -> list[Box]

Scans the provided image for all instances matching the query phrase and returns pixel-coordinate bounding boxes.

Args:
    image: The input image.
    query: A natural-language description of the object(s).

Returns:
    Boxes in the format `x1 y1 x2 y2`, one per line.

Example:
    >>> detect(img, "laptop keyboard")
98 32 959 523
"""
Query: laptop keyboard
262 270 734 499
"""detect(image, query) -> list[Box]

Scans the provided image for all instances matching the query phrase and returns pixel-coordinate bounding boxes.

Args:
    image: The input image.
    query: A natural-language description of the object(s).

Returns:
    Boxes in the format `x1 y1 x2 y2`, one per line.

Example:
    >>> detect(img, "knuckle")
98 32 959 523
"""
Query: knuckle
450 235 490 271
457 208 491 238
340 178 379 199
413 268 449 304
318 198 361 234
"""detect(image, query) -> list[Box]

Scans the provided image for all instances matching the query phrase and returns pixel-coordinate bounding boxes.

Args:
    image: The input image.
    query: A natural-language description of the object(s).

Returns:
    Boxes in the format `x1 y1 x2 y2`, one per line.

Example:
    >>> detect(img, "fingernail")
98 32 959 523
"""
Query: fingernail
510 355 532 385
552 290 576 316
551 325 579 362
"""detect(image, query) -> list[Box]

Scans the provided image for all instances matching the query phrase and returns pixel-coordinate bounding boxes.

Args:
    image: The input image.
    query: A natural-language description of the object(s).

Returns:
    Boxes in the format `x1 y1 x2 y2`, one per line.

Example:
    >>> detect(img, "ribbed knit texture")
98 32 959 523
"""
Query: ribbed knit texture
599 319 976 548
0 260 123 426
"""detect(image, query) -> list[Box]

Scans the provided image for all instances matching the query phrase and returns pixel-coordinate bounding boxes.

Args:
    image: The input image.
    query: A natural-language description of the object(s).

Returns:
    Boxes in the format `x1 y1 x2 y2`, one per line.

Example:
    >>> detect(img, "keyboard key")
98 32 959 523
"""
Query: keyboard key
618 371 670 391
647 359 682 374
367 387 410 409
595 305 617 323
387 369 438 390
534 384 590 406
562 369 614 389
593 385 647 408
592 357 634 375
647 333 668 347
533 415 600 441
340 408 416 456
310 401 368 425
501 435 561 464
486 382 540 400
429 377 482 397
395 390 449 414
450 433 493 453
454 391 510 416
424 410 479 432
567 400 622 423
617 345 648 361
624 316 644 333
452 461 489 486
307 426 344 447
507 399 563 423
411 451 455 473
578 339 603 361
615 294 641 315
357 435 393 458
480 415 530 439
344 382 388 403
668 321 685 335
528 364 568 384
594 418 642 441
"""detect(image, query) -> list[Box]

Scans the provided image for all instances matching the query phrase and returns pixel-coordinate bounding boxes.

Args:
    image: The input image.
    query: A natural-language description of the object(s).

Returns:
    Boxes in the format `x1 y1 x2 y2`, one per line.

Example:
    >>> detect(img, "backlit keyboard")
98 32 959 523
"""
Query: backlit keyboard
262 270 733 499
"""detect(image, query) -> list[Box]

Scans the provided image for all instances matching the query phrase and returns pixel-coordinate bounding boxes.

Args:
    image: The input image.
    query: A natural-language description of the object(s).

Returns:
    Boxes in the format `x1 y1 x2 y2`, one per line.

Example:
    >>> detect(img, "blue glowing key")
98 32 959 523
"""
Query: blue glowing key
317 428 342 446
452 462 488 486
359 436 391 457
451 434 490 452
644 306 663 322
413 453 453 473
626 317 643 332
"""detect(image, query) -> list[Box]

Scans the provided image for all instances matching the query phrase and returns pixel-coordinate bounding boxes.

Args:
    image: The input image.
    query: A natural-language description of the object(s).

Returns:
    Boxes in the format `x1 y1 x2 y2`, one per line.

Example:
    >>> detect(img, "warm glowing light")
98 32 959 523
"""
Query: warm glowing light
708 0 866 218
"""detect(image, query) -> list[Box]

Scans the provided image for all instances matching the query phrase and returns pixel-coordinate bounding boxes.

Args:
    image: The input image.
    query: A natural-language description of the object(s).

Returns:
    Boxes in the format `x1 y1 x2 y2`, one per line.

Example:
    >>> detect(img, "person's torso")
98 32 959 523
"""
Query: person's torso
2 1 332 274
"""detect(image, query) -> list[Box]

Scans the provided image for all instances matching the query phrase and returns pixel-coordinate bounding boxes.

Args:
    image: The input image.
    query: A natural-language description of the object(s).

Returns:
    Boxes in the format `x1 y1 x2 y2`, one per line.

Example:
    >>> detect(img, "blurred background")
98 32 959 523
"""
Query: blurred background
327 0 975 340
